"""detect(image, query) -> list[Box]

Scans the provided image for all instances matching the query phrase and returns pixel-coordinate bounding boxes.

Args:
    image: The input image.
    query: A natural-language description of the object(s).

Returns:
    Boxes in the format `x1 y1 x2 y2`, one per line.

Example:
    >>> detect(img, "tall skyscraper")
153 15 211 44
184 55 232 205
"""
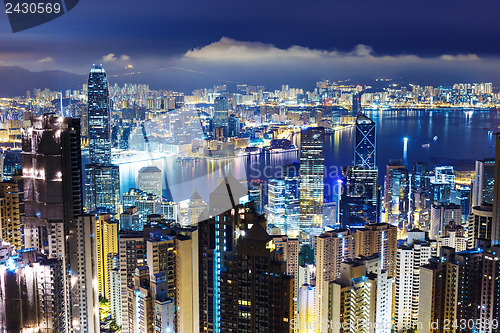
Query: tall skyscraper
418 257 459 333
266 178 286 231
394 231 438 331
95 213 118 301
329 255 393 333
22 114 83 255
212 96 229 132
85 65 120 216
384 160 410 229
472 158 495 206
314 229 355 326
21 114 98 332
84 163 120 214
299 127 325 237
88 64 111 165
429 203 462 240
340 166 379 228
198 202 293 332
354 113 376 169
284 162 300 237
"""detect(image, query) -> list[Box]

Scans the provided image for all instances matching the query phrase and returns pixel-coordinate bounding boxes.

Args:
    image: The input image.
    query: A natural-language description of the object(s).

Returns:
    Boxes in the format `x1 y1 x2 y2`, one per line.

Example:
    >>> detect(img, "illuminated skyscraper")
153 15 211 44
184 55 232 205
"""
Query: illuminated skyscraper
299 127 325 237
340 166 379 228
472 158 495 206
85 65 120 216
198 202 293 332
88 64 111 165
84 164 120 214
266 178 286 232
354 113 376 169
212 96 229 133
384 160 409 229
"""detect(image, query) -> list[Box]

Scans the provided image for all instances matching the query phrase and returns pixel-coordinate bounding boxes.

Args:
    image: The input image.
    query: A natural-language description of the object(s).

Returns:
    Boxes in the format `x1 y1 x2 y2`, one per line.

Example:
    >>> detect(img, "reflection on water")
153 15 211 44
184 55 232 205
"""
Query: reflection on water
86 109 500 203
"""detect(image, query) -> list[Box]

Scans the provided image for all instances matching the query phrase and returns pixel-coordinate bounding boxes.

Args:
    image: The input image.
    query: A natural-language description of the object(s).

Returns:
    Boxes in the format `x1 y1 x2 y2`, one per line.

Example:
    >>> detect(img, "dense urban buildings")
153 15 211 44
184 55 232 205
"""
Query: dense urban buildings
2 66 500 332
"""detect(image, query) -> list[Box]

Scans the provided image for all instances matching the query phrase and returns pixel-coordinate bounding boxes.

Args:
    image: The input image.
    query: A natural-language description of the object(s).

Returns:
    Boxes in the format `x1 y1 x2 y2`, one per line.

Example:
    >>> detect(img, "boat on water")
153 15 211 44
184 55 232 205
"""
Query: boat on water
422 143 430 148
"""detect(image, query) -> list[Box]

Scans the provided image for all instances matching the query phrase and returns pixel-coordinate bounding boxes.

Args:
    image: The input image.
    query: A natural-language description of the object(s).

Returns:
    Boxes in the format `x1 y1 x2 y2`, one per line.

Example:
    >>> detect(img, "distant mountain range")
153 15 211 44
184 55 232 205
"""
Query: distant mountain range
0 66 85 97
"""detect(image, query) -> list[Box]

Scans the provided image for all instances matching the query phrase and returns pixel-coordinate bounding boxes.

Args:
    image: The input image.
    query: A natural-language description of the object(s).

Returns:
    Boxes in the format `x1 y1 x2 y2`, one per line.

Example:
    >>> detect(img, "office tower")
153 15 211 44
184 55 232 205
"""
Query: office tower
354 223 398 277
429 203 462 240
418 257 459 333
384 160 409 229
354 113 376 169
394 231 438 331
118 231 146 331
227 114 240 137
438 222 467 252
493 133 500 245
299 127 325 236
84 164 120 214
175 228 200 333
120 206 140 231
266 178 286 232
314 229 355 325
341 166 379 228
188 189 207 225
248 180 264 215
329 255 393 333
467 203 493 248
95 213 118 300
213 96 229 125
137 166 162 198
0 249 66 331
88 64 111 165
284 162 300 237
0 181 21 248
198 202 293 332
127 267 176 333
472 158 495 206
412 162 428 190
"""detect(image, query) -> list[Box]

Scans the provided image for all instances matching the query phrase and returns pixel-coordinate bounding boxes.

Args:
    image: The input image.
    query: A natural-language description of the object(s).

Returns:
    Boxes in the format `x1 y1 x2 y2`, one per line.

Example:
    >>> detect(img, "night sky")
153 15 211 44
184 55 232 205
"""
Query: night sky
1 0 500 90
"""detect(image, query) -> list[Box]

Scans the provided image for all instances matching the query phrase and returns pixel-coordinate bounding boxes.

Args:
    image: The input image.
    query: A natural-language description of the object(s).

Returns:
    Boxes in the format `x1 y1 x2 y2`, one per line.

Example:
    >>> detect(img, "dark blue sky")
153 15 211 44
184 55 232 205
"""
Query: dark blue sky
1 0 500 90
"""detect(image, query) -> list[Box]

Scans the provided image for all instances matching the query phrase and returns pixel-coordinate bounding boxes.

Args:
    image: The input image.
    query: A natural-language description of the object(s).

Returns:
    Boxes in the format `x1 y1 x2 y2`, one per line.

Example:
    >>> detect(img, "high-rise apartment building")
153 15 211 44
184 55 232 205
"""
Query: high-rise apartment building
354 223 398 277
314 229 355 326
468 203 493 248
198 202 293 332
329 255 393 333
299 127 325 237
0 181 21 248
95 213 118 300
394 231 438 331
493 133 500 245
